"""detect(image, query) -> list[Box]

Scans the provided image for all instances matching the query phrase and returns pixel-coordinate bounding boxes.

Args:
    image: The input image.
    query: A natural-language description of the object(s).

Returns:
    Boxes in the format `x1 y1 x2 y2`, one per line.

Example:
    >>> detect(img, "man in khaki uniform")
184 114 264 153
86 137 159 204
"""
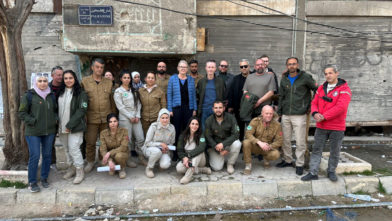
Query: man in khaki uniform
242 105 283 175
81 58 116 173
156 61 170 94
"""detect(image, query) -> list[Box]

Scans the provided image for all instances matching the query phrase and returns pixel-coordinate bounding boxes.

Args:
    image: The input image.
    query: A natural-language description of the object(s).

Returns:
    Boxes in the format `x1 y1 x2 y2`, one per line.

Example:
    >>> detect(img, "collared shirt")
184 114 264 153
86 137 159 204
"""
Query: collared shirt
205 113 239 149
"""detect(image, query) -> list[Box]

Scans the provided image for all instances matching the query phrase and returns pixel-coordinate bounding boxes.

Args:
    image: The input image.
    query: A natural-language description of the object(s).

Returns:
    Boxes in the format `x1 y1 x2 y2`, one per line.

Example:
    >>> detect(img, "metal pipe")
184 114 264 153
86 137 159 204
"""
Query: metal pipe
21 201 392 221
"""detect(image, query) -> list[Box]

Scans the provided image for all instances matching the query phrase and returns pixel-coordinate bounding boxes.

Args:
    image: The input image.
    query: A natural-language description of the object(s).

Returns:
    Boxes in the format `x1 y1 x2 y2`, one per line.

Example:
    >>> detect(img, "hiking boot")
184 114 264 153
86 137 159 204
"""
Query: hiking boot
263 160 270 168
41 179 49 188
63 166 76 179
73 167 84 184
227 164 235 174
84 162 95 173
29 183 40 193
119 168 127 179
198 167 212 175
145 167 154 178
296 166 304 175
327 172 338 182
108 170 115 176
180 168 194 184
127 158 137 168
301 173 318 181
276 160 294 168
243 163 252 175
138 155 148 166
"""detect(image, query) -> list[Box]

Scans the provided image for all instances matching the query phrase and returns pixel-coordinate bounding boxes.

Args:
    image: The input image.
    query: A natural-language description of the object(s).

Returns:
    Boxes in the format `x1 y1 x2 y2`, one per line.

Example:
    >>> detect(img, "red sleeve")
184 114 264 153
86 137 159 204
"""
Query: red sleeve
311 88 321 114
322 87 351 120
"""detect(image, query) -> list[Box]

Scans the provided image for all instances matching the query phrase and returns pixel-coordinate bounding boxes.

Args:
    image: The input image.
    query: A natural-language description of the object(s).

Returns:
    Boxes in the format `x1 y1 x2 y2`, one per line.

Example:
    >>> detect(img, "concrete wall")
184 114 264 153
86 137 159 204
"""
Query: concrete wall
62 0 197 55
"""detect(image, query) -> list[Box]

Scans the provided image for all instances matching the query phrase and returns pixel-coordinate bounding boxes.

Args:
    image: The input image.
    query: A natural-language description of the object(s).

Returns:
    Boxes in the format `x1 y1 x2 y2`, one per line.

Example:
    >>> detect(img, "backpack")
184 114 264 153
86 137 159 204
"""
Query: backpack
26 89 56 113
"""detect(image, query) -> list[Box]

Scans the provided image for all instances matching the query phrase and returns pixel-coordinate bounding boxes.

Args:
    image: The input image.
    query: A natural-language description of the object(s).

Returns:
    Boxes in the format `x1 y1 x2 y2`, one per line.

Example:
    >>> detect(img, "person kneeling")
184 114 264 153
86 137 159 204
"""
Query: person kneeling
176 117 212 184
142 108 176 178
242 105 282 175
100 113 128 179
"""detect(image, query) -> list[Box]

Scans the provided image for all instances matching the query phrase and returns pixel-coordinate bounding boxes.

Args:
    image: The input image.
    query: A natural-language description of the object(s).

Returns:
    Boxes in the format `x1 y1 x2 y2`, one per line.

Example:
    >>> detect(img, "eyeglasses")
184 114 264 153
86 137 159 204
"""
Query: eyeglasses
220 65 228 68
37 80 48 83
240 65 249 69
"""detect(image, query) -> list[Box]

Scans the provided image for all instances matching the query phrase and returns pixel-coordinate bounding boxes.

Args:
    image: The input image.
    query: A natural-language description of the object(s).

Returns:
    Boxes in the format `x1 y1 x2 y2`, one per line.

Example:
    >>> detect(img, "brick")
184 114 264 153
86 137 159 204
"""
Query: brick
344 176 379 193
312 178 346 196
57 187 95 205
17 189 56 204
95 188 133 205
278 179 312 197
243 180 278 198
379 176 392 194
0 188 17 205
207 182 242 197
134 185 171 201
171 183 207 196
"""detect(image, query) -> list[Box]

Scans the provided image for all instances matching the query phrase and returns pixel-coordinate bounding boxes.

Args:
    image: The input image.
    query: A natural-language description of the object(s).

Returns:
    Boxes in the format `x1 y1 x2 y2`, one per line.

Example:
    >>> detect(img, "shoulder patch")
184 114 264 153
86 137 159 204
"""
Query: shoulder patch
200 137 205 142
247 125 252 130
333 91 338 97
82 102 88 108
123 92 128 97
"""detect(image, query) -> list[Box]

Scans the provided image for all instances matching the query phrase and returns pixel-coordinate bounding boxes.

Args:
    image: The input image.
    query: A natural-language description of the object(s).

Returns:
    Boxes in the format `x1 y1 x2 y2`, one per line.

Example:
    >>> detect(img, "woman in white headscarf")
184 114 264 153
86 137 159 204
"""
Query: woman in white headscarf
18 73 58 193
142 108 175 178
131 71 144 90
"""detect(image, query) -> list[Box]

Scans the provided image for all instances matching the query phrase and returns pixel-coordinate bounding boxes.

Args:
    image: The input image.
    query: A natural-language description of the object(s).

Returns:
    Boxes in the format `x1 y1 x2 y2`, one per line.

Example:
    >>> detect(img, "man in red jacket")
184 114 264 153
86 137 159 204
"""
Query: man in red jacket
301 64 351 182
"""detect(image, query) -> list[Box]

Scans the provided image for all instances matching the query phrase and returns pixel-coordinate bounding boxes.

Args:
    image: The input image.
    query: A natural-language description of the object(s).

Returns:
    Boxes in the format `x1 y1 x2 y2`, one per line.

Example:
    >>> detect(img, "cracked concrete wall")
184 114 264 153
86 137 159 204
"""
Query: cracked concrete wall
62 0 197 54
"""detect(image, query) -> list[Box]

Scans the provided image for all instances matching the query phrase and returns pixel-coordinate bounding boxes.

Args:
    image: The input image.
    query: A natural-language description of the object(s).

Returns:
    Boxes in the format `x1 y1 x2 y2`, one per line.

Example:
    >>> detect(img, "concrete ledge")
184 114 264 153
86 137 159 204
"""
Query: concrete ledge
379 176 392 194
243 180 278 198
312 178 346 196
17 188 57 204
57 187 95 206
171 182 207 196
344 176 379 193
134 185 171 201
0 188 17 205
278 179 312 197
207 182 242 198
95 188 133 205
0 170 28 184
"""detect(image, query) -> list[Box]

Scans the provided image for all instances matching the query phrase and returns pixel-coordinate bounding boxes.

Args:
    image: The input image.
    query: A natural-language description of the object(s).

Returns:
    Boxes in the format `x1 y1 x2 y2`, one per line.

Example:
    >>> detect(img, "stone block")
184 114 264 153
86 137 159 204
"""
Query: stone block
57 187 95 206
17 189 56 204
0 170 28 184
243 180 278 198
171 183 207 196
344 176 379 193
312 178 346 196
320 152 372 174
95 188 133 205
379 176 392 194
207 182 242 197
0 188 17 205
134 185 171 201
278 179 312 197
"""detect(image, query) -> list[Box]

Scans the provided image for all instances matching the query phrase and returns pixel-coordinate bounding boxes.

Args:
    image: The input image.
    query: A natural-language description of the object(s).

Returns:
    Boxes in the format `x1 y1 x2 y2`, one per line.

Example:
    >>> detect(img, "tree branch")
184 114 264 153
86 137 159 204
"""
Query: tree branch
0 1 7 26
14 0 34 30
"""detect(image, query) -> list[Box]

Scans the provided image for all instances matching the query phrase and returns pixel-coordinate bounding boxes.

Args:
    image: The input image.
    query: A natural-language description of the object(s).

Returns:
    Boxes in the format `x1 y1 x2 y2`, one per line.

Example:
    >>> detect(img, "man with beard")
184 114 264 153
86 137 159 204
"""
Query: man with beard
277 57 318 175
243 58 275 117
228 59 250 140
156 61 170 93
205 101 241 174
216 60 234 90
189 59 204 87
260 55 279 108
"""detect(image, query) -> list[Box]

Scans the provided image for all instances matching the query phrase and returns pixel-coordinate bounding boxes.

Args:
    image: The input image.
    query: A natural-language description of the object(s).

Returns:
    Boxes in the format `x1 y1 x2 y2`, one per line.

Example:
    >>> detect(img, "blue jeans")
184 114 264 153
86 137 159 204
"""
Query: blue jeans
201 107 214 131
25 134 55 184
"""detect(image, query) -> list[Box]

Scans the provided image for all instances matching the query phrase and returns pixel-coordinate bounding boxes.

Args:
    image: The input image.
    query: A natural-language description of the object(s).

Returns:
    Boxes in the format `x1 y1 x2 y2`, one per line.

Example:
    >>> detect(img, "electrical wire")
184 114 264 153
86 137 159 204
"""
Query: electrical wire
112 0 392 43
226 0 273 15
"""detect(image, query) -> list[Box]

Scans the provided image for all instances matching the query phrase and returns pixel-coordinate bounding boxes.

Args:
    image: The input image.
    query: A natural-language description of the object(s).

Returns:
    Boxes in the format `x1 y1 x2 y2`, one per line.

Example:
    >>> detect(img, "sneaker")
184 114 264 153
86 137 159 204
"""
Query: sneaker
301 173 318 181
327 172 338 182
41 179 49 188
29 183 40 193
296 166 304 175
276 160 294 168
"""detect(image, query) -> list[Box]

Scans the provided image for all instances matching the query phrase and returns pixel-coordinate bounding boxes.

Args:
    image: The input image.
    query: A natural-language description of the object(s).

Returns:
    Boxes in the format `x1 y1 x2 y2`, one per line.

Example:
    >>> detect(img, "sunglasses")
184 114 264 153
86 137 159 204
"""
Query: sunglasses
240 65 249 69
36 73 49 77
37 80 48 83
220 65 228 68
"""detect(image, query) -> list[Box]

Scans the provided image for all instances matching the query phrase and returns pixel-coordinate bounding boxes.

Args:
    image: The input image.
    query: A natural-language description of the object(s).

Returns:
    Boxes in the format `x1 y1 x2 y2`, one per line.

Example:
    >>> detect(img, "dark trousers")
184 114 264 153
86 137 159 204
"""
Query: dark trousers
171 104 193 143
234 110 246 141
309 128 344 175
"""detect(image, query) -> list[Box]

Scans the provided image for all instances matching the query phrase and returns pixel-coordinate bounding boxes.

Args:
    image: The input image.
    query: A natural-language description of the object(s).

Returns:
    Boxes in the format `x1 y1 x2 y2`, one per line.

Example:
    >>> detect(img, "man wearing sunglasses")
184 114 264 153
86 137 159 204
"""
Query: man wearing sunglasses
243 58 275 117
302 64 351 182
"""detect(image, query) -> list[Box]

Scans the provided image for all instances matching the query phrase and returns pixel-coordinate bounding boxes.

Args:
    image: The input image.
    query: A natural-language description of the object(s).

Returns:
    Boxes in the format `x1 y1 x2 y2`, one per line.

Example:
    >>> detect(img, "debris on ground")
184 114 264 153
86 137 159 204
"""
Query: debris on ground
344 193 380 202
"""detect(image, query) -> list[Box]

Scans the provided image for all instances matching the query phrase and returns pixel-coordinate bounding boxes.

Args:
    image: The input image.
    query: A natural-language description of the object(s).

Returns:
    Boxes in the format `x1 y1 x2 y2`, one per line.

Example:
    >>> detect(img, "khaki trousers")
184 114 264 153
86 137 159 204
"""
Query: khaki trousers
141 118 155 136
85 123 107 163
103 152 128 169
281 114 307 166
242 139 280 164
176 153 207 174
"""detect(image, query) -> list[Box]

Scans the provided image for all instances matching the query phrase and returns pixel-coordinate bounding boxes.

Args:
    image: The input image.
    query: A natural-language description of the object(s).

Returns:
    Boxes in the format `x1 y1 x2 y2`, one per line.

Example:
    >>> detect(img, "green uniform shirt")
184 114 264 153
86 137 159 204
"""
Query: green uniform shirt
205 113 239 150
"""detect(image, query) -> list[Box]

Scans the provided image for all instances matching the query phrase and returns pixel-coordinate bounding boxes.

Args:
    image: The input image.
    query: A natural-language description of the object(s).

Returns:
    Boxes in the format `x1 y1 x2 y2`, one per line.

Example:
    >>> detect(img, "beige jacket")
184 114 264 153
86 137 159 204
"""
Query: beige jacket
245 116 283 149
139 85 167 122
81 75 116 124
99 127 129 157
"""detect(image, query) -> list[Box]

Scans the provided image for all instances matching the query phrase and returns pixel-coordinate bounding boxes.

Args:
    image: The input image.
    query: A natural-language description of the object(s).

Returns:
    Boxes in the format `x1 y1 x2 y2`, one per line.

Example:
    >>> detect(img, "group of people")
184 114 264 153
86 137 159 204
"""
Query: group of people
18 56 351 193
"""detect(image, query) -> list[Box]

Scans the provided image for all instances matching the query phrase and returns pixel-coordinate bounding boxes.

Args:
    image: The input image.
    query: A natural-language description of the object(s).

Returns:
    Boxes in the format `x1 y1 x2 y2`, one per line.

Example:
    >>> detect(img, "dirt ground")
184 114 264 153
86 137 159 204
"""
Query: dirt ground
343 144 392 172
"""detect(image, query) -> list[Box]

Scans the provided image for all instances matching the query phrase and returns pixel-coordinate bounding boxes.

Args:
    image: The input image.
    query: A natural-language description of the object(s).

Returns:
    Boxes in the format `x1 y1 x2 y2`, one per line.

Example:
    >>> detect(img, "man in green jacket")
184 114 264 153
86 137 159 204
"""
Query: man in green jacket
205 101 241 174
277 57 318 175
